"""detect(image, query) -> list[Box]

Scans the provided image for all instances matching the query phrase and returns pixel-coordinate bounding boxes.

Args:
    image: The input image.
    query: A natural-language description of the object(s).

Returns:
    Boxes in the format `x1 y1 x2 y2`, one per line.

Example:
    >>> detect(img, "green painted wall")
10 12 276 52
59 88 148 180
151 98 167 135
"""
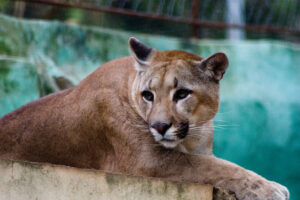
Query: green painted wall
0 14 299 199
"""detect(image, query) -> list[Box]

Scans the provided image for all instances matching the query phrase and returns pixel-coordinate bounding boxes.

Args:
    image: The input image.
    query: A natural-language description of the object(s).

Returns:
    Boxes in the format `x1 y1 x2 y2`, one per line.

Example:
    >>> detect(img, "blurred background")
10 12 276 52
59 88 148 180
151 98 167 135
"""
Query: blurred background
0 0 299 199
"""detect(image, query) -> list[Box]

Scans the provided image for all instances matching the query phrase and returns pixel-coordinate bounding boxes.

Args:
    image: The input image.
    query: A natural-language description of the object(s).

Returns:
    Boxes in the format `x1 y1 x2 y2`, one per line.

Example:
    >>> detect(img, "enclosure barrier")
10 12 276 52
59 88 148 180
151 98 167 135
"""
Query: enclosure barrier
12 0 300 36
0 159 236 200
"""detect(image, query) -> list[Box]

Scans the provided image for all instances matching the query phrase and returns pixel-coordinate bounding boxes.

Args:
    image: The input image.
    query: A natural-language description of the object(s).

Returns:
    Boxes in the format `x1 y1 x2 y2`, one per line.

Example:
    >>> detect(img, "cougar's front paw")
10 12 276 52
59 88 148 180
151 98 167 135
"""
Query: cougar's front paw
268 181 289 200
237 179 289 200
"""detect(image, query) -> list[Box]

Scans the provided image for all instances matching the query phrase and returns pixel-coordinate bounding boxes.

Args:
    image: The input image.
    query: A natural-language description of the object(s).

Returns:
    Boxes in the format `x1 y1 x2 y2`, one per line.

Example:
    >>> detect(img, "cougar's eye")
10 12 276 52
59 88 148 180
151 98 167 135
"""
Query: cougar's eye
173 89 192 102
141 90 154 102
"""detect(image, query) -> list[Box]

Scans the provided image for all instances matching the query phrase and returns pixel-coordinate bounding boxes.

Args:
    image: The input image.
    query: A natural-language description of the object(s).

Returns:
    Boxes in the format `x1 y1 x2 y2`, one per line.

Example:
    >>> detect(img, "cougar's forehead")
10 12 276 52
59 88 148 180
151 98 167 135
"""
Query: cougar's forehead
154 50 203 62
141 59 200 91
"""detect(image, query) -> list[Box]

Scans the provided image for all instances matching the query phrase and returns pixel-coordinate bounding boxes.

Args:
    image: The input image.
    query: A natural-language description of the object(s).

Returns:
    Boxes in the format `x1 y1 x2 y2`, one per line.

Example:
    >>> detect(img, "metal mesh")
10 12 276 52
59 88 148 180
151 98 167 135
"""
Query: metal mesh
47 0 300 29
8 0 300 35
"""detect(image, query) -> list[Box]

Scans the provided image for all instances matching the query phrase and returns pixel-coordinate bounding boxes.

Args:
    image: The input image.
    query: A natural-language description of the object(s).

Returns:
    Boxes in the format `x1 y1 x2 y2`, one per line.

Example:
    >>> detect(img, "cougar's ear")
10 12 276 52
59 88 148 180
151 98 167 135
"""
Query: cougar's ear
196 52 229 81
129 37 155 71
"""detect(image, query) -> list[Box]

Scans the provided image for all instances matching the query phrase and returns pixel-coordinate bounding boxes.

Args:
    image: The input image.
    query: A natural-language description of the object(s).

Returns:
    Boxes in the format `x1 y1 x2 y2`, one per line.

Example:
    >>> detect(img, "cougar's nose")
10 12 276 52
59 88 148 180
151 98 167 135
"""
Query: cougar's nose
151 123 172 136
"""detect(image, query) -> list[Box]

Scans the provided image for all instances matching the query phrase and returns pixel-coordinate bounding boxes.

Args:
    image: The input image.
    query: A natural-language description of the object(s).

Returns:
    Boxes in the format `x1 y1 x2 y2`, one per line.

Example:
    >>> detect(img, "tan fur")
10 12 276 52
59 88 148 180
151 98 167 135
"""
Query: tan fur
0 39 288 199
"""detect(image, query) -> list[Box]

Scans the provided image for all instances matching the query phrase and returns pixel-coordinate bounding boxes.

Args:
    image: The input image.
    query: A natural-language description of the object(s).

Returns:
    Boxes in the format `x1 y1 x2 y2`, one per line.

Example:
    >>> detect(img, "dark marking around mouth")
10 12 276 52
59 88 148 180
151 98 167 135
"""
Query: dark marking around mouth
177 122 189 139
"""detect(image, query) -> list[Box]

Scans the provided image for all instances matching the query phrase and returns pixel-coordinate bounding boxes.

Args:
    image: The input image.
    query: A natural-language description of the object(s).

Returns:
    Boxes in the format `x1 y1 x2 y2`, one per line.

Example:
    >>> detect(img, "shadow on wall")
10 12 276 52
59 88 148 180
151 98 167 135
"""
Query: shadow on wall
0 14 299 200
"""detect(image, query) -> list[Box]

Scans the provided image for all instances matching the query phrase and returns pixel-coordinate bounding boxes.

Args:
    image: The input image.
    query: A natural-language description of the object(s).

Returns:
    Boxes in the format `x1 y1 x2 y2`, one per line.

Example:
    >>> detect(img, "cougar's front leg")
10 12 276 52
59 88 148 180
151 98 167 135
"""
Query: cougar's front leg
131 149 289 200
171 154 289 200
112 126 289 199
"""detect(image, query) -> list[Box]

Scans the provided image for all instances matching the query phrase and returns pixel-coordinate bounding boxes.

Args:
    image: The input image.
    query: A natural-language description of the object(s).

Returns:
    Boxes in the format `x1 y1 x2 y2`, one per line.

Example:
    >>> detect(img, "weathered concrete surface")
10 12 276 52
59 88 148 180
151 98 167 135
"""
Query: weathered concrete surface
0 159 215 200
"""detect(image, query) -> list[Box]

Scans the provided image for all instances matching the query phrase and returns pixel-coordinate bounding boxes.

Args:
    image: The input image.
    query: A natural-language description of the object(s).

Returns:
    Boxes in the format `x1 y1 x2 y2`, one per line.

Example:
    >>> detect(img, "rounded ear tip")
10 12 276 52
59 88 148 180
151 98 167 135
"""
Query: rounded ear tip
215 52 229 66
215 52 227 58
129 37 138 44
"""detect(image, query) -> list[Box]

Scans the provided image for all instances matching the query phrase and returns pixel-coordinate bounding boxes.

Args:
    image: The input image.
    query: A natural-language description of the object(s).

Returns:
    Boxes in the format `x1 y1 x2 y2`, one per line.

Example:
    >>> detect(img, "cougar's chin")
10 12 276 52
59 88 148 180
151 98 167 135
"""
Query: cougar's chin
159 139 183 149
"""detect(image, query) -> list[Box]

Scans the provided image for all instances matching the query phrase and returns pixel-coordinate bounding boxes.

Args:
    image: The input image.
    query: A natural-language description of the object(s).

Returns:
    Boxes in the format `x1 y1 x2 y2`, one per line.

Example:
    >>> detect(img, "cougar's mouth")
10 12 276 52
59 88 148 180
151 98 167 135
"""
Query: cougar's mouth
150 122 189 149
161 138 175 142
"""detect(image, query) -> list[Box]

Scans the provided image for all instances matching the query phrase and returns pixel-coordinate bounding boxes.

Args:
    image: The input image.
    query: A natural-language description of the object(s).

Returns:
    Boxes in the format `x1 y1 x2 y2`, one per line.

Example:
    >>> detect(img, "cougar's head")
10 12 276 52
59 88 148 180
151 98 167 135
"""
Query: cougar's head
129 37 228 149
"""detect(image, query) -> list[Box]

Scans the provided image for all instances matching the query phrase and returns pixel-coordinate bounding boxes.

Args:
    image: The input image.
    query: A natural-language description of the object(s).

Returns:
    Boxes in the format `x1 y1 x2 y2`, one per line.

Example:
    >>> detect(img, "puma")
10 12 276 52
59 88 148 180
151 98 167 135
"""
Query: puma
0 37 289 199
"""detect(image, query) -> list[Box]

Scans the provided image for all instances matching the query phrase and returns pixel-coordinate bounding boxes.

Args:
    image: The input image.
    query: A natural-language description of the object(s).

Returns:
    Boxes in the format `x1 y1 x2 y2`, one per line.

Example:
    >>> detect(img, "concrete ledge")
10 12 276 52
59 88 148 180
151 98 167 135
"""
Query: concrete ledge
0 159 236 200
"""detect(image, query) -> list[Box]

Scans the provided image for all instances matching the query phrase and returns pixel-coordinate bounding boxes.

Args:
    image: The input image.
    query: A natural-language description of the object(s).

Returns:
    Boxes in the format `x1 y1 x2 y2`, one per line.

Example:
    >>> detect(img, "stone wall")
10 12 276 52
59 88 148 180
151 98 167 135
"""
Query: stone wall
0 159 237 200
